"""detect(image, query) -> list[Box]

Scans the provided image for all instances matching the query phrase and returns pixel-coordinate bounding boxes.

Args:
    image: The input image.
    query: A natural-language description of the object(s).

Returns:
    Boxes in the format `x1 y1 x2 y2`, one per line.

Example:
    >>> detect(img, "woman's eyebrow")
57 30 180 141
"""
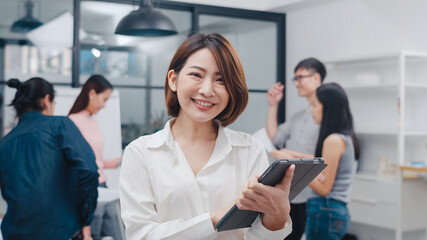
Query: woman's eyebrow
189 66 221 75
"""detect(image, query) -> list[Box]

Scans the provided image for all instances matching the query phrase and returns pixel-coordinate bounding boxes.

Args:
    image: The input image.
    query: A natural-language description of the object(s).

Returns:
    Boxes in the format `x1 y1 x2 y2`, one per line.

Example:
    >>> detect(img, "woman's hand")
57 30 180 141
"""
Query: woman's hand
270 148 294 160
235 165 295 231
103 157 122 168
210 200 235 229
82 225 93 240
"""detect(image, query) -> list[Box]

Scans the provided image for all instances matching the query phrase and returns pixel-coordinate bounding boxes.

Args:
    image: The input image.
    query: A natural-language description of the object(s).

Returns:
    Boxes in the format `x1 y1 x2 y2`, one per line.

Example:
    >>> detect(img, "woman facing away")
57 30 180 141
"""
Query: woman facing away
68 74 122 240
119 33 295 240
306 82 360 240
0 77 98 240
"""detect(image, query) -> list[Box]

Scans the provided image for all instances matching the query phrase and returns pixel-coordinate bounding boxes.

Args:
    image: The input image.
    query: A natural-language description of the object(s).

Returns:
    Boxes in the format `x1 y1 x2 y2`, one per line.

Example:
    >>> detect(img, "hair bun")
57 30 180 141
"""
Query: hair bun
7 79 22 89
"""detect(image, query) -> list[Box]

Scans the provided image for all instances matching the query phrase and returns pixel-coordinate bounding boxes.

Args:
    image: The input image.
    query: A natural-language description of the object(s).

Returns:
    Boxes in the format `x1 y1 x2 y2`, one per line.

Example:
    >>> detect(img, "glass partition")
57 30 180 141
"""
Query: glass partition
200 14 278 133
80 1 191 146
80 1 191 87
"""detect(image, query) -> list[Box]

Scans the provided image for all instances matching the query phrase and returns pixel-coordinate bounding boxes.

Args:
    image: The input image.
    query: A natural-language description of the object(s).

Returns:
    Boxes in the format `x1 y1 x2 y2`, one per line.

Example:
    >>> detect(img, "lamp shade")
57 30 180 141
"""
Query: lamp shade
11 0 43 33
114 1 177 37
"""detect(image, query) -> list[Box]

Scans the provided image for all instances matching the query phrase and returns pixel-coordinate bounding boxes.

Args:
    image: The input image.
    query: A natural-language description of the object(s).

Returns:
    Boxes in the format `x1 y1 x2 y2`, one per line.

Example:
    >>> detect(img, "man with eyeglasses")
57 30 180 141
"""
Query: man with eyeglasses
266 57 326 240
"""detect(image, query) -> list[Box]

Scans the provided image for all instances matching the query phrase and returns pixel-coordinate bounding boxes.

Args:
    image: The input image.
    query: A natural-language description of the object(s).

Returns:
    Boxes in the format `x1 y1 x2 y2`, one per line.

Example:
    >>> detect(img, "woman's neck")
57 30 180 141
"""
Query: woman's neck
83 108 93 116
171 116 218 142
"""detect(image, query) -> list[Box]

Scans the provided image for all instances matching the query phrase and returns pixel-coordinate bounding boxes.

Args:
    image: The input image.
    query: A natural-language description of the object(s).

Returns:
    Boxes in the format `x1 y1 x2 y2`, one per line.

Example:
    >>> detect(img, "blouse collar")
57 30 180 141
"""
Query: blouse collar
147 119 251 150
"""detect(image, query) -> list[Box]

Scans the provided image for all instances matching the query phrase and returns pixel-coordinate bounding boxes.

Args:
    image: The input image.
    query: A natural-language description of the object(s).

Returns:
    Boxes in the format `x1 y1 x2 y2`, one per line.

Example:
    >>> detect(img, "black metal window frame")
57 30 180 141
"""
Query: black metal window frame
73 0 287 123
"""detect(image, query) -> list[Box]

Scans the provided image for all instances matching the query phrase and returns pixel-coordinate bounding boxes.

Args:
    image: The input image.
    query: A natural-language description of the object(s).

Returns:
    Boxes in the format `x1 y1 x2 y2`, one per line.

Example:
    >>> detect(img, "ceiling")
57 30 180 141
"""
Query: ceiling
168 0 320 12
0 0 333 44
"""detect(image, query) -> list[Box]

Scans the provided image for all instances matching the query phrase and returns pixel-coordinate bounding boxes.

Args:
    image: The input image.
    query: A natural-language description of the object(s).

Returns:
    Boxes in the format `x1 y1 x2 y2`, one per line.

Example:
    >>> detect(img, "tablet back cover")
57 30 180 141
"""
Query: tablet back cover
216 158 326 232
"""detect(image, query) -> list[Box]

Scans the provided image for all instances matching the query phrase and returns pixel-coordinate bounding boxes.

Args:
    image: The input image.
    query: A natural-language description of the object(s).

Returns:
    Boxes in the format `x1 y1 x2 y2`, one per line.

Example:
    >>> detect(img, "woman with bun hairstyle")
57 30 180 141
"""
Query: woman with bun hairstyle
68 74 122 240
0 78 99 240
120 33 294 240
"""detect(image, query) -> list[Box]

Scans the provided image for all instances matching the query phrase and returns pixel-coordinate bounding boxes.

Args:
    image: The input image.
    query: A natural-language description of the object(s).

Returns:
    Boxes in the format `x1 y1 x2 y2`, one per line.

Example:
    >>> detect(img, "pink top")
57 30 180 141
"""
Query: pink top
69 110 106 184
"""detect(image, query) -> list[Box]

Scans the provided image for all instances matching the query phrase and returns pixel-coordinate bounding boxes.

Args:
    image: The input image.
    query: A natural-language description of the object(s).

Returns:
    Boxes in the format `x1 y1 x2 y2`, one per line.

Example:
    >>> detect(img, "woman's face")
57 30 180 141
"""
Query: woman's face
86 88 112 115
309 93 323 124
167 48 229 124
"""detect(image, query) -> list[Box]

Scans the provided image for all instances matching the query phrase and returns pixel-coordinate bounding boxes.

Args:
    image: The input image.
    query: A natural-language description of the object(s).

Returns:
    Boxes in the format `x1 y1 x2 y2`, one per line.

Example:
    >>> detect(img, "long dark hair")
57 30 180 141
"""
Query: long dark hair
7 77 55 117
314 83 360 159
68 75 113 115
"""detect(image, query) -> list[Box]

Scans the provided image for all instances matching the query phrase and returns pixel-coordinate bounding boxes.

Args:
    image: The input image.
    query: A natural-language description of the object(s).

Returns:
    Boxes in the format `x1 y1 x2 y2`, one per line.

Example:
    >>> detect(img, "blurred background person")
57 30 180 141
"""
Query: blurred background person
69 74 122 240
306 82 360 240
266 58 326 240
0 77 98 240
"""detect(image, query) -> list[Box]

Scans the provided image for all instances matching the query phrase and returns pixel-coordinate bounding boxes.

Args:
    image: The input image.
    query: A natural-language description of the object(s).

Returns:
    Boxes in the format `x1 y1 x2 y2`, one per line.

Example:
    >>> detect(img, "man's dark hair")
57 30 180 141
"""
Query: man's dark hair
294 57 327 82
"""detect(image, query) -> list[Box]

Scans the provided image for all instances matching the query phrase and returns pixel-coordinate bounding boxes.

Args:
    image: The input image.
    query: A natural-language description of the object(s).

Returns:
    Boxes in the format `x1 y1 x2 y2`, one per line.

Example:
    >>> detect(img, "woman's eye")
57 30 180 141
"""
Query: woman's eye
216 78 223 83
190 72 202 78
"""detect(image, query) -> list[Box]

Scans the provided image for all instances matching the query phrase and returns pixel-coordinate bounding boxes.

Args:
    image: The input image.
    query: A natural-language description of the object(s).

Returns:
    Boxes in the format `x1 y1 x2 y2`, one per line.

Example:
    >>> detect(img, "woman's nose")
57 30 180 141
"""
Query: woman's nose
199 80 215 97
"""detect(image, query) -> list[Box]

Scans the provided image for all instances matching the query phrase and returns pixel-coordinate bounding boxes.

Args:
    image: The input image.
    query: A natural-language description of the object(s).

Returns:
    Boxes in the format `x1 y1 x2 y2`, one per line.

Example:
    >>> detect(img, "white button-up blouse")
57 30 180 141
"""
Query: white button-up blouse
120 120 291 240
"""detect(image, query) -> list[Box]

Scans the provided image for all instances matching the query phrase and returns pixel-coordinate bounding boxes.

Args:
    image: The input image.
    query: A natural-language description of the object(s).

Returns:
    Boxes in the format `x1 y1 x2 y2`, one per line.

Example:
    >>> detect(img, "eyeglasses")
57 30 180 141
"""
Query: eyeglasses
292 72 315 82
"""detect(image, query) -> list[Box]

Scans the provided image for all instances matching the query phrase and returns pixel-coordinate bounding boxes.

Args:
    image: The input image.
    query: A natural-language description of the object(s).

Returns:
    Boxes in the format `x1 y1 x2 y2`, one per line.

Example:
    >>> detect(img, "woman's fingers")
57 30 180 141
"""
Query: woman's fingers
277 164 295 192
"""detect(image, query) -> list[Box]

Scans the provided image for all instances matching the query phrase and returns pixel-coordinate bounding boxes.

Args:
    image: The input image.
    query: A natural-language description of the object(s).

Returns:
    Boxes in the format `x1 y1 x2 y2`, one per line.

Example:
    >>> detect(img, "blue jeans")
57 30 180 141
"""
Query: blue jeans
305 197 350 240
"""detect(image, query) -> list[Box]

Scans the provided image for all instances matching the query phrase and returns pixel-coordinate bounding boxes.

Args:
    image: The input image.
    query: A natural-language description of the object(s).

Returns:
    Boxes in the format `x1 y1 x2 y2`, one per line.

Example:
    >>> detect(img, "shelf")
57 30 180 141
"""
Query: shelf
405 82 427 89
324 52 399 64
341 83 397 90
400 165 427 173
355 173 396 182
356 130 397 135
404 131 427 136
327 50 427 240
356 130 427 136
325 50 427 65
341 83 427 91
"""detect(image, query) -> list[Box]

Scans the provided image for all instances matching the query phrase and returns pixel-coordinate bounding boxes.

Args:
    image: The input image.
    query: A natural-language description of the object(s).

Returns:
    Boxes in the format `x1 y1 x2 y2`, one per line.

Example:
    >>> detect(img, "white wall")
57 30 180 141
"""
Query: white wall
285 0 427 117
285 1 427 239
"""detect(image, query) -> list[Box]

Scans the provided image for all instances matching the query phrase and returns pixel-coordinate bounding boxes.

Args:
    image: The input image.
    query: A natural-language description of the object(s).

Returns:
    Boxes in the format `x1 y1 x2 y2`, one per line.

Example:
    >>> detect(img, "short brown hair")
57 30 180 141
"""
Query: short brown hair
165 33 248 126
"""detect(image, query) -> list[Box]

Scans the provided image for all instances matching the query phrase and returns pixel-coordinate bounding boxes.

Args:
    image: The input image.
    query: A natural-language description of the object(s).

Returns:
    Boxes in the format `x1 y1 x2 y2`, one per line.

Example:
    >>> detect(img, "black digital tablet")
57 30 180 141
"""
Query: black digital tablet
216 158 327 232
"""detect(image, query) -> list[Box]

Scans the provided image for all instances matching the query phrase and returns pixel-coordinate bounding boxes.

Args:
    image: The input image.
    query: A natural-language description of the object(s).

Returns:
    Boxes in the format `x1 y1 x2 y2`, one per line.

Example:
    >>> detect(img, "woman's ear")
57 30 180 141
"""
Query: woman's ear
88 89 96 100
40 94 54 116
40 94 50 109
167 70 177 92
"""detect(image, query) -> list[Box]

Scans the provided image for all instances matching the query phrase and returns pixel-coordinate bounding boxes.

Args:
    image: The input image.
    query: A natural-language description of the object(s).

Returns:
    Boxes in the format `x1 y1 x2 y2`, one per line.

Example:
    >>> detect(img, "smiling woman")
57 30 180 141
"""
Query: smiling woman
164 33 248 127
119 33 294 240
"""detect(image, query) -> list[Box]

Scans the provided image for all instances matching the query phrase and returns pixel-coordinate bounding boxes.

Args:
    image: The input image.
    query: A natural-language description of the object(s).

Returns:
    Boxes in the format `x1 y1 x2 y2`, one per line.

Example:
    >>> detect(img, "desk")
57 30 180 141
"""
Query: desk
399 165 427 179
399 165 427 172
98 187 120 206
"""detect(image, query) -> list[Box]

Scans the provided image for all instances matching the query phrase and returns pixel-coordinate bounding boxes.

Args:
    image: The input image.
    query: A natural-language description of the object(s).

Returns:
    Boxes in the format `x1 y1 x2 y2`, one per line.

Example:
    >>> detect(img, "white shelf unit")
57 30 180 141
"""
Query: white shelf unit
325 50 427 240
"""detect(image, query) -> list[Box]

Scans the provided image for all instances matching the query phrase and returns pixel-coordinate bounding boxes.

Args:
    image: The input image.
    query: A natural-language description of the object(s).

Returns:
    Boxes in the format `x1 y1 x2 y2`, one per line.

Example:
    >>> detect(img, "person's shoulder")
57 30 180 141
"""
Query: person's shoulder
125 129 165 151
45 116 79 133
224 127 263 148
324 133 346 148
47 115 72 125
126 135 150 149
292 107 310 118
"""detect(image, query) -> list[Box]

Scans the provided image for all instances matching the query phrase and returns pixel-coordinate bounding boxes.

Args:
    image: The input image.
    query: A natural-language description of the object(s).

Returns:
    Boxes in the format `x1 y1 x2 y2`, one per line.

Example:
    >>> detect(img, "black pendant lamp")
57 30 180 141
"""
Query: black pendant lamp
114 0 177 37
11 0 43 33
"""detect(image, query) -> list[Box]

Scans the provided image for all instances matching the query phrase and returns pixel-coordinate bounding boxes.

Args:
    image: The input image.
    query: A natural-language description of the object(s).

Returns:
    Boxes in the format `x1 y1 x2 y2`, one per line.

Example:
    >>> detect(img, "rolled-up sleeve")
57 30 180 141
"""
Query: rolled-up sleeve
247 215 292 240
273 121 291 149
